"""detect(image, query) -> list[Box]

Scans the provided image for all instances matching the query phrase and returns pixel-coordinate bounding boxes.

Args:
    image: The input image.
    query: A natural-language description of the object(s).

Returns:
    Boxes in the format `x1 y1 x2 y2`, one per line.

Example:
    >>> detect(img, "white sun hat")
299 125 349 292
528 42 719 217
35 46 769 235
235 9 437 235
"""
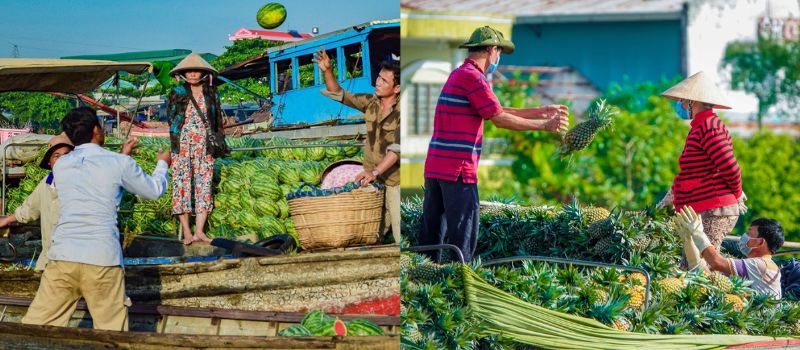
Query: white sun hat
661 71 732 109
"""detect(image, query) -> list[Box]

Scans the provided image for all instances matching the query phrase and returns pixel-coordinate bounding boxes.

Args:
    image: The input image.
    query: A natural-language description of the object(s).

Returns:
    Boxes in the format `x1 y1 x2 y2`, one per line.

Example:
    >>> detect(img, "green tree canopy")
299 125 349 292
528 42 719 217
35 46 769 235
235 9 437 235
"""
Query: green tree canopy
721 35 800 127
0 92 72 133
210 38 284 104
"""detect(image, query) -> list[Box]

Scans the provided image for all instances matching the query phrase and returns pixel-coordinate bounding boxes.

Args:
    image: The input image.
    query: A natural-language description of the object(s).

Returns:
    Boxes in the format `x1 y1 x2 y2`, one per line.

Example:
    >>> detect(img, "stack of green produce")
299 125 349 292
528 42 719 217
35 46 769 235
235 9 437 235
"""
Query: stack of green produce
5 136 363 241
400 198 800 348
278 310 385 337
5 147 49 214
114 137 176 235
207 157 329 241
253 136 363 163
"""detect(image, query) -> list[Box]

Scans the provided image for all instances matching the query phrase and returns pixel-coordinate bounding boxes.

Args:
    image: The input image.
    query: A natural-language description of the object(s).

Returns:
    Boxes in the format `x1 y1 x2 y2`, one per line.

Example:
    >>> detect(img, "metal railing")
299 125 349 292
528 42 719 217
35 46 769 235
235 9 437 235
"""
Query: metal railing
401 244 465 264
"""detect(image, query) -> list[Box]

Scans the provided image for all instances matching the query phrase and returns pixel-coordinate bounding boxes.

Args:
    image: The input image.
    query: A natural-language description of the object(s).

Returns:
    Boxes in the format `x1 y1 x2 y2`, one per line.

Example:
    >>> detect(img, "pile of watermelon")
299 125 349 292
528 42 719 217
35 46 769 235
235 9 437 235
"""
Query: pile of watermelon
278 310 385 337
118 137 176 234
4 136 364 242
227 136 363 163
4 147 50 214
208 157 329 241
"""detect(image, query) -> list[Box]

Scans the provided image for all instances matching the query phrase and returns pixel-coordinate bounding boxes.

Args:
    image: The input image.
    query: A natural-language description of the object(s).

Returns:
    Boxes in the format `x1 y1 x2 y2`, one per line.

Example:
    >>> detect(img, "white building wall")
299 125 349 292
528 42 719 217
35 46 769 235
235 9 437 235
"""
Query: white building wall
686 0 800 121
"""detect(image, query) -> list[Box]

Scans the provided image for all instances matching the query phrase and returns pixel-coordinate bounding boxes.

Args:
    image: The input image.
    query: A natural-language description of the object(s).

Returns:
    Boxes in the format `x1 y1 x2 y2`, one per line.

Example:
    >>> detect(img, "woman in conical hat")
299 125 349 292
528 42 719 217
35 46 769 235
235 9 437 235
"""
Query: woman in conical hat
658 71 746 264
166 53 224 245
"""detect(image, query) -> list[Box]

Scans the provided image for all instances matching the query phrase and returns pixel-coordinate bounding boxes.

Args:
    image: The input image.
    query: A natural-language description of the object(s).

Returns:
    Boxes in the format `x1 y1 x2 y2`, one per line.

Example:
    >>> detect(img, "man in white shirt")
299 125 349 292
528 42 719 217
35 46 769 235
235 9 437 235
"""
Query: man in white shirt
21 107 171 331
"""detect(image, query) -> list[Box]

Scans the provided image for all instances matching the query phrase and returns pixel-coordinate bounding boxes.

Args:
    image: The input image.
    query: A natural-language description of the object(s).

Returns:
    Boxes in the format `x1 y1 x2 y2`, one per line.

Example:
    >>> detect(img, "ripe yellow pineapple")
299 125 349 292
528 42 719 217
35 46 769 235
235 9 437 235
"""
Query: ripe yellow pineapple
658 277 686 294
631 235 652 251
626 286 646 309
791 321 800 335
612 316 631 332
584 207 610 225
407 328 423 343
666 216 678 232
400 254 414 272
725 294 746 312
559 99 618 157
705 271 733 293
621 272 648 286
595 289 609 304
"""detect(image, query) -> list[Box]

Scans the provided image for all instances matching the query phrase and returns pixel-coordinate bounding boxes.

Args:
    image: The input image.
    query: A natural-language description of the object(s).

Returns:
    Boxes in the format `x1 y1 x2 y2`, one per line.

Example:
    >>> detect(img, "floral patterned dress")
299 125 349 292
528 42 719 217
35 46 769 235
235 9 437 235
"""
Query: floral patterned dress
171 95 214 215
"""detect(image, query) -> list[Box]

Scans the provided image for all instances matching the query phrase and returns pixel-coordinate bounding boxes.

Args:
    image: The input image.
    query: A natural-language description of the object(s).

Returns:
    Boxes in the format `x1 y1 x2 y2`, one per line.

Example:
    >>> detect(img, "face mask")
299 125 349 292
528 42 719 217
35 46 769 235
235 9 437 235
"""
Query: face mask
674 101 690 120
486 52 500 75
738 233 753 256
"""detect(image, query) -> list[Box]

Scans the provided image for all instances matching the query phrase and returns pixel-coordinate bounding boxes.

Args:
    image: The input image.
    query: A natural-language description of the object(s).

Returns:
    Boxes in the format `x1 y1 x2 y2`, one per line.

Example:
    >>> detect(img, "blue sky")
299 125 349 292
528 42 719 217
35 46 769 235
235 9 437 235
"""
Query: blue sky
0 0 399 58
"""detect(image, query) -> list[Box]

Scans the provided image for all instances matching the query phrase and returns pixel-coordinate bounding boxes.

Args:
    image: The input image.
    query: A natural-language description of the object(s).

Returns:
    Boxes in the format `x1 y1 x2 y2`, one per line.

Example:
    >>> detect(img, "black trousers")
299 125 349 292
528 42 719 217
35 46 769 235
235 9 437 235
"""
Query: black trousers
418 177 479 262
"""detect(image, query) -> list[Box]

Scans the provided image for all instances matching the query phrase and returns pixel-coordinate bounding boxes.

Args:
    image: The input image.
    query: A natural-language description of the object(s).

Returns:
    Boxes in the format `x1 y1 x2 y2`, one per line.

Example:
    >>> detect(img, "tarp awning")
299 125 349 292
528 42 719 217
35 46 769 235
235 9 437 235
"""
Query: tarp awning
219 53 270 81
0 58 152 93
62 50 217 65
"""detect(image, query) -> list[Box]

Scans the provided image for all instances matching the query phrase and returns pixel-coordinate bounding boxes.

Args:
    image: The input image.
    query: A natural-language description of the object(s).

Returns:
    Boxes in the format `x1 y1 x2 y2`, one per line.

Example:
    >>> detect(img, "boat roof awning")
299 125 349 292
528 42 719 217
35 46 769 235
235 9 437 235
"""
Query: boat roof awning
62 50 218 65
0 58 152 93
219 53 270 81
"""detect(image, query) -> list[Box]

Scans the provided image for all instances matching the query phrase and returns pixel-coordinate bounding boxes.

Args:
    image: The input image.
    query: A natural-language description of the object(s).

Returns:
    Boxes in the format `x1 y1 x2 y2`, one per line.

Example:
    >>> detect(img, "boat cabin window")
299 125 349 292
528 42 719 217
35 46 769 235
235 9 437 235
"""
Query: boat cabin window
298 54 315 88
321 48 339 81
275 59 293 93
343 43 363 79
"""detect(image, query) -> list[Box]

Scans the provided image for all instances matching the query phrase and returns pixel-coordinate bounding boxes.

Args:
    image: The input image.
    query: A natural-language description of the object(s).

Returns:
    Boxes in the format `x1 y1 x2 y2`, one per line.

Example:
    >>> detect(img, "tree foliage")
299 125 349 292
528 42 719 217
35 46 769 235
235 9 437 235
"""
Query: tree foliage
0 92 72 133
721 36 800 127
210 38 283 104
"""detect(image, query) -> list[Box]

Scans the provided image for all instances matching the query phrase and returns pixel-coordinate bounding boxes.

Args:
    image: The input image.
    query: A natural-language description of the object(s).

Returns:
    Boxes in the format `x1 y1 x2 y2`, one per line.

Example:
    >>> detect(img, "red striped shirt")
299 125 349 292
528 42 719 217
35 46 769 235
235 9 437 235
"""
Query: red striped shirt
423 59 503 184
672 110 742 213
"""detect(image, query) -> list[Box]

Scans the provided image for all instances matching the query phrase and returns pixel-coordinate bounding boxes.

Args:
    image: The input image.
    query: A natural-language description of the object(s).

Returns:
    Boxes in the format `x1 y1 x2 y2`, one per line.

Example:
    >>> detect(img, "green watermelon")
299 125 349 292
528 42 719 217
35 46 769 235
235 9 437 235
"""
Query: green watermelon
257 3 287 30
254 200 279 217
344 144 361 157
258 216 285 238
307 146 326 161
277 199 290 219
301 310 335 335
278 324 312 336
345 319 384 336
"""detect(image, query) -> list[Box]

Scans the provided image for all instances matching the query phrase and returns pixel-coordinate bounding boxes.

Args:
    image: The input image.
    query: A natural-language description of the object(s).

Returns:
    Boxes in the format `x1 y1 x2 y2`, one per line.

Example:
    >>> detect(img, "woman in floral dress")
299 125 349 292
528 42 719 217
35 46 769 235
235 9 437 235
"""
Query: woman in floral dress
166 53 224 245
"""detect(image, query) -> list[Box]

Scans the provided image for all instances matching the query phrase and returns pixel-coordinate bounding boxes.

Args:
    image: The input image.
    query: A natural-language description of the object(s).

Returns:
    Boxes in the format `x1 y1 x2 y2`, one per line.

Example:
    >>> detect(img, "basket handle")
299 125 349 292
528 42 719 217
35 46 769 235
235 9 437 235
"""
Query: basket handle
294 182 318 192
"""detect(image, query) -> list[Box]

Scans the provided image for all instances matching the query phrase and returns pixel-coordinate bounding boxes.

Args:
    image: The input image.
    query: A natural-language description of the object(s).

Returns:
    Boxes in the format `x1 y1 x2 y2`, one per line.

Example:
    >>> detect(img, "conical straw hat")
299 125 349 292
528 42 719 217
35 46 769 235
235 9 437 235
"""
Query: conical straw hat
661 71 731 109
170 53 218 76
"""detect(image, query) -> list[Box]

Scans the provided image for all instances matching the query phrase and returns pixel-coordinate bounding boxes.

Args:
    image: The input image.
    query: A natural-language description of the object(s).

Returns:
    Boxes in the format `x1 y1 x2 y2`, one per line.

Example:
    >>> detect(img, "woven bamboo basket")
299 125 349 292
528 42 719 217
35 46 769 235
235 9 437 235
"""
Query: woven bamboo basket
288 184 384 250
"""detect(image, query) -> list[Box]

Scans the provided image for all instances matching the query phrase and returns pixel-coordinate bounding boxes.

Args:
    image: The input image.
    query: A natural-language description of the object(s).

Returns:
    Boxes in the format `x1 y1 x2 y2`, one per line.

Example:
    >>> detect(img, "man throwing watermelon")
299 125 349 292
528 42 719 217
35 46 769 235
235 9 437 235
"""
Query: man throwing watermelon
315 49 401 244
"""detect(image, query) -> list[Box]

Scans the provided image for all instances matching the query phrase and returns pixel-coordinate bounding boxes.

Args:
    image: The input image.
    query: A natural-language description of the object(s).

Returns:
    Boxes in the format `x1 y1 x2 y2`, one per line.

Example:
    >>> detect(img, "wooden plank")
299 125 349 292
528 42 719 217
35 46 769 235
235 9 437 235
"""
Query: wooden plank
161 315 219 335
0 295 401 326
218 319 278 336
248 123 366 141
0 322 400 350
125 258 242 276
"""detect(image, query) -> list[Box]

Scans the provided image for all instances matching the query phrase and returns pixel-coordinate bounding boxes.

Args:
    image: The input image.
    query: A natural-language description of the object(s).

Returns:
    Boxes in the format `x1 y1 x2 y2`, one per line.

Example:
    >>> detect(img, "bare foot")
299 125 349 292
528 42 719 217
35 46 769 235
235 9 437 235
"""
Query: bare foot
182 235 194 246
193 232 212 243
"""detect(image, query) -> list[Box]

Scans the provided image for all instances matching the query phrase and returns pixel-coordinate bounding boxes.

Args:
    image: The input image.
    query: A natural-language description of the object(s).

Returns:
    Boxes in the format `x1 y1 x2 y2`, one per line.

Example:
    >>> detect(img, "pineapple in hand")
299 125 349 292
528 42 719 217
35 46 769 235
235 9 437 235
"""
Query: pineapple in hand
559 99 618 157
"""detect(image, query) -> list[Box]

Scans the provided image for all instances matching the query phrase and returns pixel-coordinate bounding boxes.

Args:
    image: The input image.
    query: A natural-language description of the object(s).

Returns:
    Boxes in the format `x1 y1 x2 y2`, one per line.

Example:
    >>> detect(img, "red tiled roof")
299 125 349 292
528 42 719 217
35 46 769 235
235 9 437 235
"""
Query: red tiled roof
229 28 313 41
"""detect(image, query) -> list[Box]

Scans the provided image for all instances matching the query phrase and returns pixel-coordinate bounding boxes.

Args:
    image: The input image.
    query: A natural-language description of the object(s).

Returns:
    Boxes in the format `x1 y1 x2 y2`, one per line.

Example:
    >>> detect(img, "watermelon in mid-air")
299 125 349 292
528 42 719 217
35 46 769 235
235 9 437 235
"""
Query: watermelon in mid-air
257 3 287 29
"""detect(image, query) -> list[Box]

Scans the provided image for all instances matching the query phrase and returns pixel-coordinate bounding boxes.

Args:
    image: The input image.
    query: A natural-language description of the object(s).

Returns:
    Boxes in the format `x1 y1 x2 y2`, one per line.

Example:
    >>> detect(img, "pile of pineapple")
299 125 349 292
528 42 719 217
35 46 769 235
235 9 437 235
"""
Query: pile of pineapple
400 199 800 348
